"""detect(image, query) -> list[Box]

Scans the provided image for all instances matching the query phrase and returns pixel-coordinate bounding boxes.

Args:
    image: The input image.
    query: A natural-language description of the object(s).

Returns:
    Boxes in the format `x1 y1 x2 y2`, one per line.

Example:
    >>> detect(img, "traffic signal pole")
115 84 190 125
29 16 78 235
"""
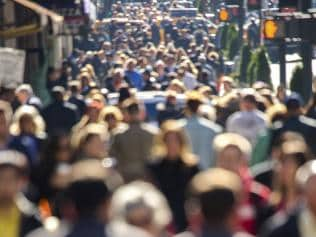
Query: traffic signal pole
301 40 313 102
238 0 245 46
279 40 287 87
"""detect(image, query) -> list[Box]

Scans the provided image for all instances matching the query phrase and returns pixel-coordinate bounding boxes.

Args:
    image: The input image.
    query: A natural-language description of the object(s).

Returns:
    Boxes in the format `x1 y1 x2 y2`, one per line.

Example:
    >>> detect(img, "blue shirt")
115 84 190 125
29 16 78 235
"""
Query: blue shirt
125 70 144 90
184 116 222 170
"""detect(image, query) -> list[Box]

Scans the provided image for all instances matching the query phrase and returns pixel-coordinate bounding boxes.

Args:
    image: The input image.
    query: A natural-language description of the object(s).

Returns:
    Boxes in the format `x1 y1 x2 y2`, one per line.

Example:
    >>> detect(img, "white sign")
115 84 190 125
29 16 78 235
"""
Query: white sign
0 47 26 88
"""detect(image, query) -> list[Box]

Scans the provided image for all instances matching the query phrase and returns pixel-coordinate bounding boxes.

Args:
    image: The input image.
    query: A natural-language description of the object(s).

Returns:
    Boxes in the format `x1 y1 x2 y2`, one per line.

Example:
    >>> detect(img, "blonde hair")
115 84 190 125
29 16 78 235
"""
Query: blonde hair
85 64 96 79
151 120 197 167
71 123 108 151
10 105 45 137
98 106 123 123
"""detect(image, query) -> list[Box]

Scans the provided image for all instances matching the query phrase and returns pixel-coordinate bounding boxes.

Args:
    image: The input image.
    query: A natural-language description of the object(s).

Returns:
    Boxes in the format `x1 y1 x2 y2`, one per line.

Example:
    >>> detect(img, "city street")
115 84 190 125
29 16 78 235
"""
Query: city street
1 1 316 237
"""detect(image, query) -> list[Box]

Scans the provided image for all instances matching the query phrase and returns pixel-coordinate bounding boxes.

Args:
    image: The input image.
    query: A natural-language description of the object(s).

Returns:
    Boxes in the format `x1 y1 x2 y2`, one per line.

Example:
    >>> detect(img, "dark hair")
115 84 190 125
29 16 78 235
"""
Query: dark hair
199 188 236 226
67 179 110 217
118 87 132 104
187 100 201 114
242 94 257 104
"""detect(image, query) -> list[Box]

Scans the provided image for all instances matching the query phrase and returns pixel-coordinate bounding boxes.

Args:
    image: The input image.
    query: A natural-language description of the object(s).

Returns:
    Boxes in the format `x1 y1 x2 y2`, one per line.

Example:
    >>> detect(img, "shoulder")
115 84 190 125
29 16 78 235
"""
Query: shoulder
227 111 243 122
198 117 223 132
112 124 129 137
140 123 159 135
64 102 77 111
267 212 300 237
174 231 196 237
299 115 316 128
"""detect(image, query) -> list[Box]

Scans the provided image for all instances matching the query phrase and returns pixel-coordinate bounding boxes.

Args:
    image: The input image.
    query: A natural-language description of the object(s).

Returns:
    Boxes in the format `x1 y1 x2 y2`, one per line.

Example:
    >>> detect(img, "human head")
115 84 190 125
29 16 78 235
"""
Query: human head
67 179 111 223
121 98 145 123
99 106 123 131
68 80 81 95
142 70 151 81
239 89 258 111
285 93 304 116
277 139 310 191
10 105 45 136
214 133 252 174
15 84 33 104
151 120 196 165
165 90 177 106
73 123 108 160
0 150 28 206
189 168 242 230
186 91 204 115
222 77 234 93
110 181 172 236
126 58 137 71
51 86 65 102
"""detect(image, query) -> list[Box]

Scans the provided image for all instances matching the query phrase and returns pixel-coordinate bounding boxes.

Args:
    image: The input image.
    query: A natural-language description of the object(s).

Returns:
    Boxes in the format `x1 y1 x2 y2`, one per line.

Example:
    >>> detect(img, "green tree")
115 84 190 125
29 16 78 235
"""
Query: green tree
246 47 271 85
239 43 252 83
290 65 304 99
246 52 257 85
255 47 272 85
226 24 239 60
219 24 229 50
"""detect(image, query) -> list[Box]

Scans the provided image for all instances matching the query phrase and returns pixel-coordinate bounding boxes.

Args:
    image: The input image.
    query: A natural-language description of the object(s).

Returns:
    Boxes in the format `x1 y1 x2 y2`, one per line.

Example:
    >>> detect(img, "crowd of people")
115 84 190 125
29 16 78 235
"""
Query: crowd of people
1 1 316 237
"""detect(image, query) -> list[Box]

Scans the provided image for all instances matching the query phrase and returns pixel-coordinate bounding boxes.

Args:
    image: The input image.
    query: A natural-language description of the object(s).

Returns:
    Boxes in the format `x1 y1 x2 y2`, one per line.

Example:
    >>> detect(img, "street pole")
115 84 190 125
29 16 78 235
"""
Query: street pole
238 0 245 46
279 40 286 87
301 40 313 103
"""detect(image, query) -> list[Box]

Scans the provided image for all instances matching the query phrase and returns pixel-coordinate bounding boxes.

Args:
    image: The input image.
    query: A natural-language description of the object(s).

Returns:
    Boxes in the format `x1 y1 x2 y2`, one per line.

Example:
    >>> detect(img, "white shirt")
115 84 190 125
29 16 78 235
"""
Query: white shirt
183 72 198 90
226 110 267 146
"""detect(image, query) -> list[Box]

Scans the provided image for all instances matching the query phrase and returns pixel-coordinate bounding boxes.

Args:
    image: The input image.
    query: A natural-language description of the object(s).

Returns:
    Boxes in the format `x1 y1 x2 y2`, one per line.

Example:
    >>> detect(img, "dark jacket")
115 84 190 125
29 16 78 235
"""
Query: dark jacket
68 95 86 118
8 134 43 168
264 212 300 237
42 101 79 135
148 158 199 232
66 218 106 237
156 102 184 126
272 115 316 155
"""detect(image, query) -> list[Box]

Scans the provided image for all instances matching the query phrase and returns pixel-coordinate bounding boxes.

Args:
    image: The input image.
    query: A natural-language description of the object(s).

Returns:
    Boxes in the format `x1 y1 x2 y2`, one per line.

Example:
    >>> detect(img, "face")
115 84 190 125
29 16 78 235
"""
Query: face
83 134 107 159
127 62 135 71
223 82 232 92
278 156 300 188
56 136 72 162
0 167 23 205
16 91 28 104
19 114 36 134
216 146 242 174
104 114 117 130
164 132 182 158
88 107 100 122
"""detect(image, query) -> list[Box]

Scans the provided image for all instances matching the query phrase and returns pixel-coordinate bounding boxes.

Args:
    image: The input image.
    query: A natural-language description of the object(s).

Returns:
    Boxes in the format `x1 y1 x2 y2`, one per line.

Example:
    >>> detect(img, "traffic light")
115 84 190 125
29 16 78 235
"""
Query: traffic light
219 8 230 22
247 0 261 10
263 19 286 39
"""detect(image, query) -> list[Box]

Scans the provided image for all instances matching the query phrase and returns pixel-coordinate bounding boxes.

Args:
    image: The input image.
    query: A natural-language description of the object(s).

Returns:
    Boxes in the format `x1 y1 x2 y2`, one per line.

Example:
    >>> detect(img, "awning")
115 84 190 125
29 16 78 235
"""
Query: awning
0 0 63 39
13 0 63 23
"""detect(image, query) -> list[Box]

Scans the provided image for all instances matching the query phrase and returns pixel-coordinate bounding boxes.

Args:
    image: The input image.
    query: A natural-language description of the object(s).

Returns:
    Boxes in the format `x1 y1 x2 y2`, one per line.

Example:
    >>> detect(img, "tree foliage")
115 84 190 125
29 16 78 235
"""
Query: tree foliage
290 65 304 98
246 47 271 85
226 24 240 60
238 43 252 83
255 47 271 85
